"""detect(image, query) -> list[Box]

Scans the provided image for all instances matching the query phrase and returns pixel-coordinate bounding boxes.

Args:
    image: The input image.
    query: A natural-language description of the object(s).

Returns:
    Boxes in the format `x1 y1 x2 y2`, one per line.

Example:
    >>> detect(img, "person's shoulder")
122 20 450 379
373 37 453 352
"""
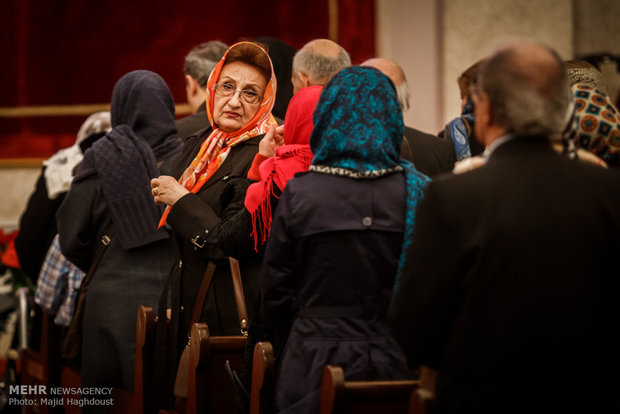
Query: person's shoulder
405 126 453 148
404 126 435 140
175 113 208 140
570 157 620 184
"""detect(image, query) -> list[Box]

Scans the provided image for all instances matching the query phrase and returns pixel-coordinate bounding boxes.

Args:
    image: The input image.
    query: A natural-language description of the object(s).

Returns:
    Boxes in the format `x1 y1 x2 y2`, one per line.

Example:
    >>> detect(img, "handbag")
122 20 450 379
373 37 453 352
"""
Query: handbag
173 257 248 399
61 230 113 366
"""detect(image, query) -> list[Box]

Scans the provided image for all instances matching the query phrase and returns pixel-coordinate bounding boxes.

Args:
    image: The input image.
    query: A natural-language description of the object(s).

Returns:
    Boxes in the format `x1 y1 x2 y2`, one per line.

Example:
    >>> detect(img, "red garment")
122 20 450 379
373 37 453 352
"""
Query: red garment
282 85 323 146
247 153 270 181
244 86 322 250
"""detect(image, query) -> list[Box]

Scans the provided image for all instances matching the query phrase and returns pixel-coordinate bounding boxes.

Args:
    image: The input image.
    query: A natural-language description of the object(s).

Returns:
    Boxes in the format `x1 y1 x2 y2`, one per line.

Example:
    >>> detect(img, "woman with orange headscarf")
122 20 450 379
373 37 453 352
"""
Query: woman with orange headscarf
150 41 278 408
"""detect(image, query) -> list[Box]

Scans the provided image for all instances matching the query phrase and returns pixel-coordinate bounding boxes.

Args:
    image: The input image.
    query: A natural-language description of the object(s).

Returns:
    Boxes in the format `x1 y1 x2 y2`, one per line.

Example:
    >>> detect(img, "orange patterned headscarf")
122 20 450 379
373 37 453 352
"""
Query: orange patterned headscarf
159 41 278 227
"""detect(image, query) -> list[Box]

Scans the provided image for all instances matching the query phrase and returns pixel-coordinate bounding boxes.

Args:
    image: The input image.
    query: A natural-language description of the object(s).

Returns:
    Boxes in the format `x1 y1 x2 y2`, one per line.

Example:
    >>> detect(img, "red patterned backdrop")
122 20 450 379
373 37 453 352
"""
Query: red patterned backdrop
0 0 375 159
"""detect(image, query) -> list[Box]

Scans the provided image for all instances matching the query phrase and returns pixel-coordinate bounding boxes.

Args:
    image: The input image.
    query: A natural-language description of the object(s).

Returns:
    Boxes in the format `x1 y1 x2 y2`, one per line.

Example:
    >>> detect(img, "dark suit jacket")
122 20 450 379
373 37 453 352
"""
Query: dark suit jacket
404 126 456 177
175 101 208 140
390 136 620 413
154 127 263 408
165 127 263 339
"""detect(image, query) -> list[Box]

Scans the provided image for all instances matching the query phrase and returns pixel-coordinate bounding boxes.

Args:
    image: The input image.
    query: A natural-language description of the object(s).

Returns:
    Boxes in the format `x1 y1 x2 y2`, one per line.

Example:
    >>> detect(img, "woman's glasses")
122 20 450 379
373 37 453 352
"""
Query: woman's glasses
214 83 262 105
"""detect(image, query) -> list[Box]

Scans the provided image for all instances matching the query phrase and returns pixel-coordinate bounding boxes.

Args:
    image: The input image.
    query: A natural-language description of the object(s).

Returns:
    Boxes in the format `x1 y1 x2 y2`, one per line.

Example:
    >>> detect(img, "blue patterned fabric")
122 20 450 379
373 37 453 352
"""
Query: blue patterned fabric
447 97 475 161
35 234 85 326
309 66 430 291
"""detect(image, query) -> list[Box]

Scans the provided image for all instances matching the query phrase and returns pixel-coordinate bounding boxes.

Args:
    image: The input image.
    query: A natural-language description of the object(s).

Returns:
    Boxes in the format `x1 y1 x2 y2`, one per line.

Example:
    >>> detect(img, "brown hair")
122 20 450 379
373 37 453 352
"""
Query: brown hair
224 42 272 82
457 58 486 99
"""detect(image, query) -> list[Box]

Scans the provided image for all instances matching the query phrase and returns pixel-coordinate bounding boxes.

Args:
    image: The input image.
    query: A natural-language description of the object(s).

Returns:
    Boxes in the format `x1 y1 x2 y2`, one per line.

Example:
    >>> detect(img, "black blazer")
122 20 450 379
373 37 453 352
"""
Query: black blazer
404 126 456 177
164 127 263 338
175 102 208 140
390 136 620 413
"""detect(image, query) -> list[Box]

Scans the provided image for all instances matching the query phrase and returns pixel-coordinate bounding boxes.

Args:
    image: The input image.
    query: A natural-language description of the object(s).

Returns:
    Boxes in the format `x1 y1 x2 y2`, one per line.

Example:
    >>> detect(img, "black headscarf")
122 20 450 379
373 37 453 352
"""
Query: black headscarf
255 36 296 120
75 70 181 250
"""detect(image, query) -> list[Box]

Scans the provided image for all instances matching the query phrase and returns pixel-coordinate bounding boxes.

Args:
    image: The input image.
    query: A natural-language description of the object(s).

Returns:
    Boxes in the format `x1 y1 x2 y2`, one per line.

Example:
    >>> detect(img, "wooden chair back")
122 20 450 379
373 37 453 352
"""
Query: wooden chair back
319 365 419 414
185 322 247 414
20 310 59 414
249 341 275 414
110 305 157 413
60 365 81 414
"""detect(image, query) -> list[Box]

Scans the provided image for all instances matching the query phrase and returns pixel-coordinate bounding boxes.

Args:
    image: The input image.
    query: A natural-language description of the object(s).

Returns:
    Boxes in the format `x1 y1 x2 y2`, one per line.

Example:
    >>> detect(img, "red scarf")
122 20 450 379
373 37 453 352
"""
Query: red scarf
244 86 322 250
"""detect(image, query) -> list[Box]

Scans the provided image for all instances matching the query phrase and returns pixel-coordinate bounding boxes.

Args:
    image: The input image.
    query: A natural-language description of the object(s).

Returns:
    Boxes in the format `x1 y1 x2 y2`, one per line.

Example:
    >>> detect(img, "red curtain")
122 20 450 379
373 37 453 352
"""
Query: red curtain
0 0 375 158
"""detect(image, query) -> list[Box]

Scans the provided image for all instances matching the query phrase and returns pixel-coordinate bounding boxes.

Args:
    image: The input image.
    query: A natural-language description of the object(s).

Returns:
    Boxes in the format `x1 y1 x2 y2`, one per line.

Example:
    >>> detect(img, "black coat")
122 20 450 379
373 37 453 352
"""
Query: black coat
155 127 263 407
404 126 456 177
175 102 208 140
57 173 174 392
14 168 65 282
165 127 263 338
15 132 104 282
261 171 412 414
390 137 620 414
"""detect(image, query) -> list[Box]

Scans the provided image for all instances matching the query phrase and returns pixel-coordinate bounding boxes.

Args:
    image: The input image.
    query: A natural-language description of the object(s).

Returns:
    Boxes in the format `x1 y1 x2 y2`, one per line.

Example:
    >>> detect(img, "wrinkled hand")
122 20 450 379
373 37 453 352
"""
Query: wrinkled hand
258 125 285 158
151 176 189 206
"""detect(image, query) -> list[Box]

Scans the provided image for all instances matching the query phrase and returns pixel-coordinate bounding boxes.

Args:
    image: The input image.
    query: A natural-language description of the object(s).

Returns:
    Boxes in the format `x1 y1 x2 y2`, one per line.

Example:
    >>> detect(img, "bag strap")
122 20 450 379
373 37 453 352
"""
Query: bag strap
79 229 114 293
190 261 217 326
228 257 248 336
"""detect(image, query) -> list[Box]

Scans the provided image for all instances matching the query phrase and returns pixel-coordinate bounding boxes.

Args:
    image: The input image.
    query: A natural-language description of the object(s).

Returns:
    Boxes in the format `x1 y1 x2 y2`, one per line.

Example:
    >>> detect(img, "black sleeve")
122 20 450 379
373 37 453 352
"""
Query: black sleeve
14 168 65 282
259 187 296 344
166 191 225 259
388 182 464 371
56 177 104 273
217 178 283 260
215 178 261 260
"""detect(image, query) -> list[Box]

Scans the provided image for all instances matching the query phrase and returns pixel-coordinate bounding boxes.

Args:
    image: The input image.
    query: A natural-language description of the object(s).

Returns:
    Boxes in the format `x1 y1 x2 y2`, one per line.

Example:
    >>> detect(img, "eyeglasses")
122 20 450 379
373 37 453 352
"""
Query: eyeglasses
213 83 262 104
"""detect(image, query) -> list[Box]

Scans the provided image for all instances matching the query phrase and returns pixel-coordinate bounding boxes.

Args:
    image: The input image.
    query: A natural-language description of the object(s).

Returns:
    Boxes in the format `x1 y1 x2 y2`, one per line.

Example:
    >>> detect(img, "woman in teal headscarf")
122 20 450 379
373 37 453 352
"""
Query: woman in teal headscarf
259 66 430 414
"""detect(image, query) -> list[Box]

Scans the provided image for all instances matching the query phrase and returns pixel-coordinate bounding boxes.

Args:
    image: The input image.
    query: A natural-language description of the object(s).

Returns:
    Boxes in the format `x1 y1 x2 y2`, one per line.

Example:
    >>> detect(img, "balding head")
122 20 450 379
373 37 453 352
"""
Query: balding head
291 38 351 94
361 57 410 112
474 41 569 138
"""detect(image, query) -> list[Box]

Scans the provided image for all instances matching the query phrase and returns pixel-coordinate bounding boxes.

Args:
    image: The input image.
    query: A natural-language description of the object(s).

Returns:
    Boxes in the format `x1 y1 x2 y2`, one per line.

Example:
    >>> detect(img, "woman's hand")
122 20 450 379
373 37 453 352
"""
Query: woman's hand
151 176 189 206
258 125 285 158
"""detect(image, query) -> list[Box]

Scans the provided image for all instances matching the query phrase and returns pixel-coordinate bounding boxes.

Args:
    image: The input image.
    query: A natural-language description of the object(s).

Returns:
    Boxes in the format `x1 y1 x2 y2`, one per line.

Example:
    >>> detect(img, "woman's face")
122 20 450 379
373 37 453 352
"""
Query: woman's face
213 61 268 132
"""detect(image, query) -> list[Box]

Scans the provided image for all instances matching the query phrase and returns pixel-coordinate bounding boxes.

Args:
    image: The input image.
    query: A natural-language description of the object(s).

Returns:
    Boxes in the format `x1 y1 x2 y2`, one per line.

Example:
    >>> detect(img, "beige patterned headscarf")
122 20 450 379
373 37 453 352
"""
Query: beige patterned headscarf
43 111 111 199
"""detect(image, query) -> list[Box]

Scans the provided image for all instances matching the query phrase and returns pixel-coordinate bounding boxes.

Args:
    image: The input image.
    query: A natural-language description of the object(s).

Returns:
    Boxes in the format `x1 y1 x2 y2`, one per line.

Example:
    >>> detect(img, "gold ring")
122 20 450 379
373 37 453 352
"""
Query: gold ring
152 188 158 196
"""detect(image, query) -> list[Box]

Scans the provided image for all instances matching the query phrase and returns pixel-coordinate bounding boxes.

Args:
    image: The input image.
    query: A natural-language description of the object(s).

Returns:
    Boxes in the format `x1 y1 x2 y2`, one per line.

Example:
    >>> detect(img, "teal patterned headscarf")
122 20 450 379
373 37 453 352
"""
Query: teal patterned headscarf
309 66 430 291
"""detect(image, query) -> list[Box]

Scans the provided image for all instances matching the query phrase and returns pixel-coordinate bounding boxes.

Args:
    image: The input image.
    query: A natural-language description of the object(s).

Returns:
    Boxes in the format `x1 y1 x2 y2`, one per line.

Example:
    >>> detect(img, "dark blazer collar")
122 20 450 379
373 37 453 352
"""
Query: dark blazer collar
487 134 554 162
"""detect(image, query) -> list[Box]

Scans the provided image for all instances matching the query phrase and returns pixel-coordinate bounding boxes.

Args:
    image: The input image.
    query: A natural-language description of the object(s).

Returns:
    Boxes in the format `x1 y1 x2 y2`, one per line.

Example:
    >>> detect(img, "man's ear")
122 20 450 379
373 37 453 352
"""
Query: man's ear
297 71 311 87
476 92 491 126
292 71 310 94
185 75 200 98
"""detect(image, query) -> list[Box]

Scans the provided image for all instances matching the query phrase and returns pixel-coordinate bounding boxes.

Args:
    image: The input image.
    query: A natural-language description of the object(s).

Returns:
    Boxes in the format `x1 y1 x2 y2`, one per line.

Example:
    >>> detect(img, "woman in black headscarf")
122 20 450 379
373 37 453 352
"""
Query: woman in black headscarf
56 70 181 406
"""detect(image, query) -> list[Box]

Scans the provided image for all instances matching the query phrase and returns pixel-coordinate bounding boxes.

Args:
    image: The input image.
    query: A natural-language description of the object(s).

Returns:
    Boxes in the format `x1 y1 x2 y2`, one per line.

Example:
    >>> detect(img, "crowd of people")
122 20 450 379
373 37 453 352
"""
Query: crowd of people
15 36 620 414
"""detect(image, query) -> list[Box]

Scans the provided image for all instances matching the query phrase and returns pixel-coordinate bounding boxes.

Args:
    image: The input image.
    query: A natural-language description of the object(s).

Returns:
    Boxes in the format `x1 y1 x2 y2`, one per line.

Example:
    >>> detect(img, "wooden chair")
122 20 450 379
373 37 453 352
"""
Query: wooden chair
19 309 60 414
59 365 81 414
408 365 437 414
249 341 275 414
185 322 247 414
319 365 419 414
110 305 157 414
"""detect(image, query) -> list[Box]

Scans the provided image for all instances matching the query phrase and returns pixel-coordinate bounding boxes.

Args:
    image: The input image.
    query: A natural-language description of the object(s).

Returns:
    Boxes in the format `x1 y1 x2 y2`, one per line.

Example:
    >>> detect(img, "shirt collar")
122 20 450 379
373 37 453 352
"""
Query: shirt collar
483 134 516 159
